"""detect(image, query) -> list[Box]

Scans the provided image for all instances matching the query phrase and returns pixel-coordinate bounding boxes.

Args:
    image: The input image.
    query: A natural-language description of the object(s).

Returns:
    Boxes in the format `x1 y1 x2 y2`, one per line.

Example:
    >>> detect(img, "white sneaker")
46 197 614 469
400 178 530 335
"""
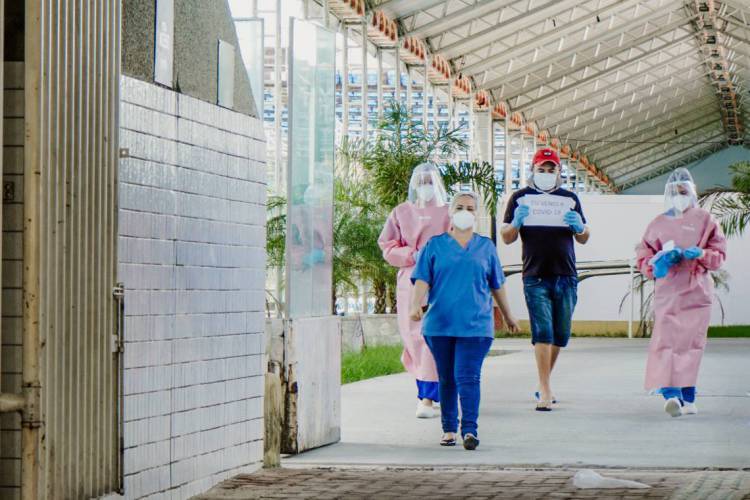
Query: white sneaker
416 401 438 419
664 397 682 418
682 402 698 415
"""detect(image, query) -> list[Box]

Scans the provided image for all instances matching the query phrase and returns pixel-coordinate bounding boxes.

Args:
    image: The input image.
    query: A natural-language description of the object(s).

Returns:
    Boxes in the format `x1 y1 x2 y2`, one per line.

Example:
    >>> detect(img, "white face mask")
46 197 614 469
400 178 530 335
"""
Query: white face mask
672 195 693 213
534 172 558 191
452 210 475 230
416 185 435 202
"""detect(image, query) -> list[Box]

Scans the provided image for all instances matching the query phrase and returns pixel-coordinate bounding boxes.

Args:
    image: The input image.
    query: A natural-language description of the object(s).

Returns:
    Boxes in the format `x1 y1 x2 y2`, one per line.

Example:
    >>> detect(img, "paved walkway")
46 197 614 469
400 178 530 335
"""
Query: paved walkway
288 338 750 468
196 339 750 499
195 467 750 499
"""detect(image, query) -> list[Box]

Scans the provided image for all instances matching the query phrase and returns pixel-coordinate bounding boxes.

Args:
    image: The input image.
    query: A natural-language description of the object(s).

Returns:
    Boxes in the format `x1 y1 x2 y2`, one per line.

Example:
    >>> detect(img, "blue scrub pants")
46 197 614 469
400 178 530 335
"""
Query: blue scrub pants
416 380 440 402
424 336 493 438
661 387 696 404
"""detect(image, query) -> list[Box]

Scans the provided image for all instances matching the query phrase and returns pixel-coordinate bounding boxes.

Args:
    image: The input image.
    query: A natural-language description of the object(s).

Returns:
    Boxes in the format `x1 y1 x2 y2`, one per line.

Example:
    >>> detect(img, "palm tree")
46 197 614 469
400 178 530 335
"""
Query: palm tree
699 161 750 238
359 101 467 210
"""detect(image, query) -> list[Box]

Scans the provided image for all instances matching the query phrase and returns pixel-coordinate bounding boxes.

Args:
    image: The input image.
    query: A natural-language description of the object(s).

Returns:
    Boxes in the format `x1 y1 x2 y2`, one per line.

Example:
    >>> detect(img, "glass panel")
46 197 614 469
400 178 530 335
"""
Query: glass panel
218 40 236 107
286 18 336 318
235 18 265 116
154 0 174 87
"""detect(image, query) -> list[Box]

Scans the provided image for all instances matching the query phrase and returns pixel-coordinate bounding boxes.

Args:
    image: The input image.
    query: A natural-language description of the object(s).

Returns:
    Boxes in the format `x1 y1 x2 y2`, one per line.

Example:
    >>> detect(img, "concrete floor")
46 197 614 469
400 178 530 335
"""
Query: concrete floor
286 338 750 469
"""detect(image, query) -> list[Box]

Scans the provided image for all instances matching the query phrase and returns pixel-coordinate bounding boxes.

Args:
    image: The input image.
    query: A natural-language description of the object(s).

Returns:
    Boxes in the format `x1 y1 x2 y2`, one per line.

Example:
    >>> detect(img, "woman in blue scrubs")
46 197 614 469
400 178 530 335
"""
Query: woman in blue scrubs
410 192 519 450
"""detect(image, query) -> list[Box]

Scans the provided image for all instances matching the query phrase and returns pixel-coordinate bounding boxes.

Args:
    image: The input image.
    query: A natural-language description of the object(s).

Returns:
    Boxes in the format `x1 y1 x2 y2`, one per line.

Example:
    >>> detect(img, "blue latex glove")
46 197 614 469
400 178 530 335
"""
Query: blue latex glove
652 254 671 279
683 246 703 260
564 210 585 234
664 248 683 265
652 248 683 279
511 205 530 228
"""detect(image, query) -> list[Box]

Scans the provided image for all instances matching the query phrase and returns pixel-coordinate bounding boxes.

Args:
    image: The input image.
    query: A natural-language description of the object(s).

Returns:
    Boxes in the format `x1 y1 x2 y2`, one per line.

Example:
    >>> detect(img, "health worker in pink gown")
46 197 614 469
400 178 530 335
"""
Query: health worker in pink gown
378 163 451 419
635 168 726 418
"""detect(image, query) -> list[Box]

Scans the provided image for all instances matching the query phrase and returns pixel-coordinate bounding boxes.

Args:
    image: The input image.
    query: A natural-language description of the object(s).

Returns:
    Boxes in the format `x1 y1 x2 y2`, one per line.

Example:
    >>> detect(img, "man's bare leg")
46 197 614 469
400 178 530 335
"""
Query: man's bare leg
534 343 553 402
550 345 561 373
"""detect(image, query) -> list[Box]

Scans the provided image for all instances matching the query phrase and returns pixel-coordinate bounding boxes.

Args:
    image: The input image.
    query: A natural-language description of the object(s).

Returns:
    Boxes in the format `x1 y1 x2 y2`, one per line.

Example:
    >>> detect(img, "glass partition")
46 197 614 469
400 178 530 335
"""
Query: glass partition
285 18 336 318
234 18 265 116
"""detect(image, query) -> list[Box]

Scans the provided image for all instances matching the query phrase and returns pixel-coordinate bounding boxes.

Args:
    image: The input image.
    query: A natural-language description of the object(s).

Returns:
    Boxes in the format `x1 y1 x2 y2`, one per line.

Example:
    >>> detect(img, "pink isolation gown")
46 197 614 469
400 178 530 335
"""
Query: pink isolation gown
635 207 727 390
378 201 450 384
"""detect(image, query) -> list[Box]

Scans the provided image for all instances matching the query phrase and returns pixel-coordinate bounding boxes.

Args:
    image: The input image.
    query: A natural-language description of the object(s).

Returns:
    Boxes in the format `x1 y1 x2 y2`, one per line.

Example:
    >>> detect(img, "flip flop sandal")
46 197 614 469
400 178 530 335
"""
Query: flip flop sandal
534 391 558 404
440 435 456 446
535 400 553 412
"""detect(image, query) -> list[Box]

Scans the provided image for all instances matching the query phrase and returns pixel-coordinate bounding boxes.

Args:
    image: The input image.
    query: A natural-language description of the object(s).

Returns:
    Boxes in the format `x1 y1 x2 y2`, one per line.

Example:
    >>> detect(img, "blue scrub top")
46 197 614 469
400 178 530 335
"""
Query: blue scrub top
411 233 505 338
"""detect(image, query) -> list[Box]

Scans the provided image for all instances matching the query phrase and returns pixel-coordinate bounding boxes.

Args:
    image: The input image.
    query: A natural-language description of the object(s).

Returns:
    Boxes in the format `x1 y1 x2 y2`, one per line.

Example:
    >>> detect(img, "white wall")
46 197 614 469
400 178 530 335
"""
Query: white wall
118 77 267 499
498 194 750 326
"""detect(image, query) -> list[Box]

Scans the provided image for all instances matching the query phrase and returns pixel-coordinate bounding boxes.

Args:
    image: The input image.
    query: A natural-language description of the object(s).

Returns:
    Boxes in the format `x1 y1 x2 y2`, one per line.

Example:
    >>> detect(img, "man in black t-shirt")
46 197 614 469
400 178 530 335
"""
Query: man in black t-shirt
500 147 590 412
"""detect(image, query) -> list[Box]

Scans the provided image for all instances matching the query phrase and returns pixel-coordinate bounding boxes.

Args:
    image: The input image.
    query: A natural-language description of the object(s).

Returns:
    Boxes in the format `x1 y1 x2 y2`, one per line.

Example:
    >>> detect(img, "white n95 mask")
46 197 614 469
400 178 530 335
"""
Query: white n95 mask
672 195 693 213
417 185 435 202
534 172 558 191
452 210 475 230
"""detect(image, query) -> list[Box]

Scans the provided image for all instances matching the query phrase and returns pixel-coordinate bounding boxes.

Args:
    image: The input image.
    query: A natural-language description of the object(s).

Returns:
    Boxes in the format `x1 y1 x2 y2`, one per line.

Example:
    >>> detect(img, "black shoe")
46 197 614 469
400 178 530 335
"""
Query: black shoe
462 433 479 450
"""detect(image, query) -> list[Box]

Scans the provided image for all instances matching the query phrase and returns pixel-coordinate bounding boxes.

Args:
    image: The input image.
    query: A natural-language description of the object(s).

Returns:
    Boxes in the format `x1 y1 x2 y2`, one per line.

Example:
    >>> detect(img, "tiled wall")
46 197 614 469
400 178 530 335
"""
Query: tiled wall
118 76 267 499
0 61 24 500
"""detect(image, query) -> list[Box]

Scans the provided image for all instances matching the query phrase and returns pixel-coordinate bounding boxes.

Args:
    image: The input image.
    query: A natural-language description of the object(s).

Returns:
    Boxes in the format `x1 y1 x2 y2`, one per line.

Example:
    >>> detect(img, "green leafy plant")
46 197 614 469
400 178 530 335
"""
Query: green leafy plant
359 101 467 210
699 161 750 237
442 160 501 217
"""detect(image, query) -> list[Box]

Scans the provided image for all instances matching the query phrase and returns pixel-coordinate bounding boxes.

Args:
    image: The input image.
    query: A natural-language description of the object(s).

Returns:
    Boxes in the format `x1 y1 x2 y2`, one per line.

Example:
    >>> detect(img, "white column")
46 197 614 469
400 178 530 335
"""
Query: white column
473 111 492 236
274 0 283 191
377 48 383 122
394 46 401 104
504 115 513 192
473 110 492 163
342 26 349 137
406 66 413 114
423 60 429 130
361 26 368 139
519 134 528 188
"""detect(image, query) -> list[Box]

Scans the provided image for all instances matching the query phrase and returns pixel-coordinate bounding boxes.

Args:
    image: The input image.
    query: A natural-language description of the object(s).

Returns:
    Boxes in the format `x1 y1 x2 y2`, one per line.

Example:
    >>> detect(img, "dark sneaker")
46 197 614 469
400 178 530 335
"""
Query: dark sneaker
463 433 479 450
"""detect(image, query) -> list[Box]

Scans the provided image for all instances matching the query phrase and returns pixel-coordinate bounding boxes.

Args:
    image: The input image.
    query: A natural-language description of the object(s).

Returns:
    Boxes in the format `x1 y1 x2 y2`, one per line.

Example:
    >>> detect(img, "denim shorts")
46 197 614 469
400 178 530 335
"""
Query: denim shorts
523 275 578 347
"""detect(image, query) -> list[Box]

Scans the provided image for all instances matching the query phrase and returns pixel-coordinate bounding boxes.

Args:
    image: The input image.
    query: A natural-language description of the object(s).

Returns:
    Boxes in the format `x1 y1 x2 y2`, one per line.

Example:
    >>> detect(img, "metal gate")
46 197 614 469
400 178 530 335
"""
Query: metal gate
24 1 122 497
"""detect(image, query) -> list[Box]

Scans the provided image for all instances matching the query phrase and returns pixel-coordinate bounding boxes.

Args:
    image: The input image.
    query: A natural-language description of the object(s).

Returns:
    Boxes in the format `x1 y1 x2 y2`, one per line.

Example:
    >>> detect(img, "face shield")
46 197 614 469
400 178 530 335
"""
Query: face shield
408 162 448 208
664 167 698 215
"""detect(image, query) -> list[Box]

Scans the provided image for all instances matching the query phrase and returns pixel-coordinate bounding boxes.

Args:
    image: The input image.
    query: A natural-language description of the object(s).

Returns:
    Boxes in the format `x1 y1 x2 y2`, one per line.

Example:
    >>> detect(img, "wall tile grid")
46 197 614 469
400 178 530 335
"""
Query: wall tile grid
1 61 25 500
118 76 266 499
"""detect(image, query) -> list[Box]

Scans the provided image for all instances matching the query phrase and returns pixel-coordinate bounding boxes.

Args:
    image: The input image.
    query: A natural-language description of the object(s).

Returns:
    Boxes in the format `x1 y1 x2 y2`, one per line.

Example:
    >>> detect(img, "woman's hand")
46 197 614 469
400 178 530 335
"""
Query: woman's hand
410 305 424 322
504 314 520 333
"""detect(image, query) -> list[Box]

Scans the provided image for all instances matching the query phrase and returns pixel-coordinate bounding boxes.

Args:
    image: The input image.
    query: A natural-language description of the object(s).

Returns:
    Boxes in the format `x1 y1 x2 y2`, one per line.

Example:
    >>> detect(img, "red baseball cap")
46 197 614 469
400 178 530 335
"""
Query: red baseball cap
532 148 561 167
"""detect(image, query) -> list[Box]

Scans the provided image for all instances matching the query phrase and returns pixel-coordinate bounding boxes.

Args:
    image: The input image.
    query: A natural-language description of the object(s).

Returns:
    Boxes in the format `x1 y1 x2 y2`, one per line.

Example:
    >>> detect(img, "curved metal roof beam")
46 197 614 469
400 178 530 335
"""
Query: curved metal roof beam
436 0 596 59
612 131 726 182
500 18 697 104
617 141 728 189
536 57 706 128
555 84 716 140
461 0 665 77
580 101 722 156
602 119 723 172
478 12 690 89
515 33 697 113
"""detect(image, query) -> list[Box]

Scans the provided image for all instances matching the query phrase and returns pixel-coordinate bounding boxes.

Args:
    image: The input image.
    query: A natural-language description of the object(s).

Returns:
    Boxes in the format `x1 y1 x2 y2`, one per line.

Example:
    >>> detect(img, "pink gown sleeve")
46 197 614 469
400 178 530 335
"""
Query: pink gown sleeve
635 224 658 280
378 211 415 268
698 218 727 271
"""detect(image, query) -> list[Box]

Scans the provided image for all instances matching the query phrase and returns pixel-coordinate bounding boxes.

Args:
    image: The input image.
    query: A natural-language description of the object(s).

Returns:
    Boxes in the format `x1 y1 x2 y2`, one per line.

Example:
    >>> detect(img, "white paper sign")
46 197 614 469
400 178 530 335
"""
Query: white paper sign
518 194 575 227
